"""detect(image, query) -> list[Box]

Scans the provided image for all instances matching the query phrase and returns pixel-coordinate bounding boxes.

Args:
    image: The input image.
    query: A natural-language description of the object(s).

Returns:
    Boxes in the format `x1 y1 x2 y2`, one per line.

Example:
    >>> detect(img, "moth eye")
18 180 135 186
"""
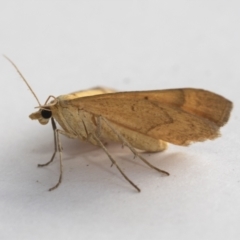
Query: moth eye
41 109 52 119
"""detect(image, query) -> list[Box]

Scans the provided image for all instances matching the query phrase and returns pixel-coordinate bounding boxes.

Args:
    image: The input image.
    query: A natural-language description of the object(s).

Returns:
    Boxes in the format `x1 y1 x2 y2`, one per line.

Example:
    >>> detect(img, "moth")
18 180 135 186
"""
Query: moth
5 56 233 192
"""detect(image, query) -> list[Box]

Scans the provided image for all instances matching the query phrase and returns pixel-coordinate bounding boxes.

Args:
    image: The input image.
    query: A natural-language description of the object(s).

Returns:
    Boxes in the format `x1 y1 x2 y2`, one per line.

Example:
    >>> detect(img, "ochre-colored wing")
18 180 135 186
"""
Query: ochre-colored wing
60 87 116 100
59 88 232 145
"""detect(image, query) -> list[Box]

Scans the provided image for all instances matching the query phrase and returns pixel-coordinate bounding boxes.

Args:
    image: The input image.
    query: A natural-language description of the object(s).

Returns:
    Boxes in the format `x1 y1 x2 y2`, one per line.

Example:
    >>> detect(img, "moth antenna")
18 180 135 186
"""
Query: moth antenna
3 55 41 106
43 95 57 105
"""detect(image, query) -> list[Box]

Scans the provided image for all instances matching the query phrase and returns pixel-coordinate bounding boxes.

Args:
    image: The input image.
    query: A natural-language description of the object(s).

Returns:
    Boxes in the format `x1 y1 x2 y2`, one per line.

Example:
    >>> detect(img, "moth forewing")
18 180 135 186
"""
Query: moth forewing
65 91 232 146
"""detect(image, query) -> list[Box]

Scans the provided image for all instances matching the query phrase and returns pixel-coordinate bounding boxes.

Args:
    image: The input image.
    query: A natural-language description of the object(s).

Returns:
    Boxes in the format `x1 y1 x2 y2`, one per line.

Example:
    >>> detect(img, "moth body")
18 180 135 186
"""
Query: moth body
5 55 232 192
27 87 232 192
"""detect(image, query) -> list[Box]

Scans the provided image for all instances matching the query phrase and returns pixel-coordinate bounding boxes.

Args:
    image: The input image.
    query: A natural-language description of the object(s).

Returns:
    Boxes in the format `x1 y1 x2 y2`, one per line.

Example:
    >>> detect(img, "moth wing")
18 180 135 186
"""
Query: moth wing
60 87 116 100
74 88 231 127
62 89 232 145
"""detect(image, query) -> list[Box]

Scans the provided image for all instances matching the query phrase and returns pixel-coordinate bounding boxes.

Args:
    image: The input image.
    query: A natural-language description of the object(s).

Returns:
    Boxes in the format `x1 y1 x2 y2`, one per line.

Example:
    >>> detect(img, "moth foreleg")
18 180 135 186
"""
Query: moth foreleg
90 132 141 192
99 116 169 176
38 118 77 191
38 119 77 167
38 117 58 168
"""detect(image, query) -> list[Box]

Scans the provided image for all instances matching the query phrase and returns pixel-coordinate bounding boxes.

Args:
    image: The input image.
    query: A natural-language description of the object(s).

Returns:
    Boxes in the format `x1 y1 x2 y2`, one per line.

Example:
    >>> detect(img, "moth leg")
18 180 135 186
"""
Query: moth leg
38 118 76 191
38 119 77 167
81 119 141 192
99 116 169 176
38 118 58 167
90 132 141 192
48 126 63 191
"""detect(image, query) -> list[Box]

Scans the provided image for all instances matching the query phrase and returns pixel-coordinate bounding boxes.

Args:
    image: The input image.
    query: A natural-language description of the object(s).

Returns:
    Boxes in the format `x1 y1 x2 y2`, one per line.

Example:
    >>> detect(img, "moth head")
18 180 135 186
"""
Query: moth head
29 108 52 125
29 96 58 125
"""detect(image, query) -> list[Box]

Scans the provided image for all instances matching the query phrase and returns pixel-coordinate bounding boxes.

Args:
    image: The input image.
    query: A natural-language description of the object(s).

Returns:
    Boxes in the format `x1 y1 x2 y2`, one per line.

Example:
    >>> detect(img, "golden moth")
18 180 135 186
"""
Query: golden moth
5 56 233 192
